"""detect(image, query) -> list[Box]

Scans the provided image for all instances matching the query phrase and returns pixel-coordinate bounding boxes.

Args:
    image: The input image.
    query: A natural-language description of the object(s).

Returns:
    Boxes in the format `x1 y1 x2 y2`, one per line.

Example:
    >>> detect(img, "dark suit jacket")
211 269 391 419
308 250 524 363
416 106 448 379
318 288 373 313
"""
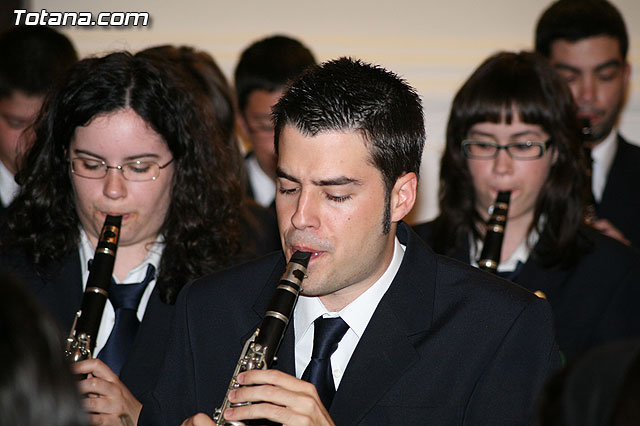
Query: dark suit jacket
140 222 560 426
0 250 174 400
413 221 640 361
598 135 640 248
0 202 280 401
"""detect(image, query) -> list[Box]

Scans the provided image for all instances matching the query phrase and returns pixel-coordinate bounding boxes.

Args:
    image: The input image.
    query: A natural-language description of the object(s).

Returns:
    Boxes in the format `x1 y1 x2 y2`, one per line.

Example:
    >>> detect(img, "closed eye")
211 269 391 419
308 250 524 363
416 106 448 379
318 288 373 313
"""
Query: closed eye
278 186 299 195
510 142 534 151
78 158 103 170
325 193 351 203
125 161 152 174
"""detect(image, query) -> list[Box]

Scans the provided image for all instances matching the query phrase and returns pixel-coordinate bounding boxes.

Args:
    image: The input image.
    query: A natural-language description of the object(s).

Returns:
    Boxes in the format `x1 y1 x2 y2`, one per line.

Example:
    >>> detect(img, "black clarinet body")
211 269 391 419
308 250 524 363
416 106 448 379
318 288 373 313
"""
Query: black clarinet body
477 191 511 274
65 215 122 363
581 117 598 224
212 250 311 426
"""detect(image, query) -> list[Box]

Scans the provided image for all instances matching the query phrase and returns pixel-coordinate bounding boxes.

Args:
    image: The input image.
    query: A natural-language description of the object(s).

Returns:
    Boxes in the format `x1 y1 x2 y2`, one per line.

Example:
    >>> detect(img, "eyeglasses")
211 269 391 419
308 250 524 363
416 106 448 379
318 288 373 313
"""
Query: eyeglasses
461 139 553 160
70 157 174 182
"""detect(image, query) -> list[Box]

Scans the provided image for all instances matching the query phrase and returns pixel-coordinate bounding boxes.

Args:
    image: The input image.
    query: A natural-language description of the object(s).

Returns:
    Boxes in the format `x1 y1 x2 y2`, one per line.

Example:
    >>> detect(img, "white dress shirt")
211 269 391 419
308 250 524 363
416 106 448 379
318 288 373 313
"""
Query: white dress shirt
469 228 539 274
590 130 617 203
246 154 276 207
294 237 405 389
78 229 164 354
0 160 18 207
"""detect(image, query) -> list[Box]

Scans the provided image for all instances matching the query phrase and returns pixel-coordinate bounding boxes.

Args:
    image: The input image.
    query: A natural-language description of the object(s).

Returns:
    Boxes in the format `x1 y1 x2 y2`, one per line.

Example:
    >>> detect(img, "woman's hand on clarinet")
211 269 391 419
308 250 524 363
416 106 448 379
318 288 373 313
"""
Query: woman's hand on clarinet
72 359 142 426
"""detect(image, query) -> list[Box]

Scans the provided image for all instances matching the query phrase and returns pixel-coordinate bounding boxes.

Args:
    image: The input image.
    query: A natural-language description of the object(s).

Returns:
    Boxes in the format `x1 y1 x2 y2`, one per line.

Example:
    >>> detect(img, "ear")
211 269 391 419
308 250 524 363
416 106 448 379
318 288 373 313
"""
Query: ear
390 172 418 223
623 61 631 89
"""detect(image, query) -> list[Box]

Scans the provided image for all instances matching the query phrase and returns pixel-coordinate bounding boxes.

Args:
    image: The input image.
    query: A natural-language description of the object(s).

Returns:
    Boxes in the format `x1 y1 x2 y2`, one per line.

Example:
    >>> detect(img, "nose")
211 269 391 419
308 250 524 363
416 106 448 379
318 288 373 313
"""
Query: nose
290 189 320 230
492 148 513 176
576 74 596 105
102 168 127 199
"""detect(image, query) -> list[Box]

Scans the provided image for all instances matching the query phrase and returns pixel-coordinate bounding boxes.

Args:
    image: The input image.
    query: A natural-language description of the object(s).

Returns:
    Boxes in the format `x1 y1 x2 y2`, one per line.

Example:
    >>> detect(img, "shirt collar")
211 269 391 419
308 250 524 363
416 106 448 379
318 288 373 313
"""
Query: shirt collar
591 129 617 169
0 160 18 207
590 130 618 201
78 227 164 284
294 236 405 344
246 154 276 207
470 226 540 273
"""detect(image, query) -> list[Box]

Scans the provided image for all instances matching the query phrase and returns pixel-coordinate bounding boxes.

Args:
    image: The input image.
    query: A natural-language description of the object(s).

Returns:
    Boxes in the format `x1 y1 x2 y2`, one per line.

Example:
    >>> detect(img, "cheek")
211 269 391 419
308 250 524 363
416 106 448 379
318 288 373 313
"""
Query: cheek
466 161 489 191
524 162 552 194
71 178 96 203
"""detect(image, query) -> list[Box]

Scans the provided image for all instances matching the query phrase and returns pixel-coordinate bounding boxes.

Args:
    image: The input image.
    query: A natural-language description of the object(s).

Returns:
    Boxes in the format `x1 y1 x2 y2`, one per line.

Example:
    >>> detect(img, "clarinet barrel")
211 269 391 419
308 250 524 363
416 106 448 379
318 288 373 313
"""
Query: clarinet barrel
477 191 511 274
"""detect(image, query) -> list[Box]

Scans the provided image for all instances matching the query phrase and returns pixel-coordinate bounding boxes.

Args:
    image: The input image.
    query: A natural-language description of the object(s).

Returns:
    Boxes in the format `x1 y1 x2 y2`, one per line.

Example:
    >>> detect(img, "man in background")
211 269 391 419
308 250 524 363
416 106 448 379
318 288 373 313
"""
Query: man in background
536 0 640 248
0 26 77 211
235 34 315 208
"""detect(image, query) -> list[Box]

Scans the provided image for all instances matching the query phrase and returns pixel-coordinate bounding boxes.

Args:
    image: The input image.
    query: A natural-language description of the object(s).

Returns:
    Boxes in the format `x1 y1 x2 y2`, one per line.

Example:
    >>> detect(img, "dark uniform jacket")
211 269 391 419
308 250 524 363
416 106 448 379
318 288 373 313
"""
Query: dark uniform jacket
140 222 560 426
413 221 640 361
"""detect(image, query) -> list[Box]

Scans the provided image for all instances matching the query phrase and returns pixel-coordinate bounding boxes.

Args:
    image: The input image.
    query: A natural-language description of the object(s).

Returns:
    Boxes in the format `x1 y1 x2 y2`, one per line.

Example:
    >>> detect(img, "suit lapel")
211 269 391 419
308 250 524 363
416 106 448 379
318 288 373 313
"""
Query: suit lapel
37 251 84 331
514 236 573 297
330 223 435 425
330 300 421 425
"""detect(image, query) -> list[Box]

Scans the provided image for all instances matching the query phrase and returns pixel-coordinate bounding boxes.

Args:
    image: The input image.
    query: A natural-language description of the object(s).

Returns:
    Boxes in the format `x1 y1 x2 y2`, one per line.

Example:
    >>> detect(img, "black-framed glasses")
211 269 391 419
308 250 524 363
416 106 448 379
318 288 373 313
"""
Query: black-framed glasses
461 139 553 160
70 157 174 182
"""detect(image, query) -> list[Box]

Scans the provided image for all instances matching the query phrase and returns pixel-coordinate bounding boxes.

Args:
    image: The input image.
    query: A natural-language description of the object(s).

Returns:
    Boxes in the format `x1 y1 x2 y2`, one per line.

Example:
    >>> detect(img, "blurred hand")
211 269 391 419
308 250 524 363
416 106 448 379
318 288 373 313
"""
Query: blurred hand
590 218 631 246
72 359 142 426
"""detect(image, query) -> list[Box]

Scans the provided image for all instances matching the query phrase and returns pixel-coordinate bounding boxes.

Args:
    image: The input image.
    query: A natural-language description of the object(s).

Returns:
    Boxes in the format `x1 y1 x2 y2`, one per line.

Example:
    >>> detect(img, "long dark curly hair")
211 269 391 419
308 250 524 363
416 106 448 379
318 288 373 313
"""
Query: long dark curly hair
3 51 243 304
433 51 590 267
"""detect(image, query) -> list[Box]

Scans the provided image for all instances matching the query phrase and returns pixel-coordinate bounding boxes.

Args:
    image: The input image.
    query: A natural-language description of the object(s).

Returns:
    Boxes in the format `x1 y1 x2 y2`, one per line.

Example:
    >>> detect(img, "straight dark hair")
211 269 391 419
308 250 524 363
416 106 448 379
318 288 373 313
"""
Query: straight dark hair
234 35 316 112
434 51 589 267
535 0 628 59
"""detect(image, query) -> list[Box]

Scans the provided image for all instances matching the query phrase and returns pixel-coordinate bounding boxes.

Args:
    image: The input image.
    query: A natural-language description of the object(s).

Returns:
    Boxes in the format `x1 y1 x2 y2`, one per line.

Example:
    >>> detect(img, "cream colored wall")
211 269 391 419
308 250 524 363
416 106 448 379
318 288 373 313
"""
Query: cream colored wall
28 0 640 222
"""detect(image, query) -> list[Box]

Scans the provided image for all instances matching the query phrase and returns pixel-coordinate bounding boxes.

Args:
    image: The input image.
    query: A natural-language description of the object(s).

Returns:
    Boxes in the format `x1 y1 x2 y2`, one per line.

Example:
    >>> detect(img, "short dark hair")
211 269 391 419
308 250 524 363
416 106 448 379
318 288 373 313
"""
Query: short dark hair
535 0 628 59
0 26 78 98
234 35 316 112
0 270 88 426
434 51 589 266
273 57 425 232
4 51 243 304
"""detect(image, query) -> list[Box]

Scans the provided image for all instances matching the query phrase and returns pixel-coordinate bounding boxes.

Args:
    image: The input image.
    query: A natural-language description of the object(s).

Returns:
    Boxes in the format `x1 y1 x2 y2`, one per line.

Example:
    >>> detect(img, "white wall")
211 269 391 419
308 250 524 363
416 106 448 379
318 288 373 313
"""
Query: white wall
27 0 640 223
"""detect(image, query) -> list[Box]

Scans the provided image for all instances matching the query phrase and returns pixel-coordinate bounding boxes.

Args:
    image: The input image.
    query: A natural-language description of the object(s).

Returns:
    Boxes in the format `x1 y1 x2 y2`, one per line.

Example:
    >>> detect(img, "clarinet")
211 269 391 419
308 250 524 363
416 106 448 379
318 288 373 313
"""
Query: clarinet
212 250 311 426
477 191 511 274
581 117 598 224
65 215 122 363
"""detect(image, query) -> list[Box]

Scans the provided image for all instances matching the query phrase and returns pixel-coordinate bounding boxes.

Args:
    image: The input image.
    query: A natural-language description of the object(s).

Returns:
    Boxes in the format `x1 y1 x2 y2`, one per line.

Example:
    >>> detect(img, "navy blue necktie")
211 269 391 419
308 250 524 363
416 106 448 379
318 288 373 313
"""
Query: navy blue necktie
301 317 349 410
97 264 156 376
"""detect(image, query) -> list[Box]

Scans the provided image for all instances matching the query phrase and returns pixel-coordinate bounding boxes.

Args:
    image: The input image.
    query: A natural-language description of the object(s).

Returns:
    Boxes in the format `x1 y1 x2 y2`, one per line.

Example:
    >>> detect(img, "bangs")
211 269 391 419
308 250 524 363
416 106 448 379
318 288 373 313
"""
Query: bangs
454 53 557 132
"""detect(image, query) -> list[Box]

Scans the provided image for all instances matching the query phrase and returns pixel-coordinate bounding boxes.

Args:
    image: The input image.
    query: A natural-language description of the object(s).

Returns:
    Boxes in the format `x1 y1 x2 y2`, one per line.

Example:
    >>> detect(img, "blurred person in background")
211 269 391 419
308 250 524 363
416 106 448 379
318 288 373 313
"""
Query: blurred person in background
0 25 77 212
0 269 88 426
235 34 316 209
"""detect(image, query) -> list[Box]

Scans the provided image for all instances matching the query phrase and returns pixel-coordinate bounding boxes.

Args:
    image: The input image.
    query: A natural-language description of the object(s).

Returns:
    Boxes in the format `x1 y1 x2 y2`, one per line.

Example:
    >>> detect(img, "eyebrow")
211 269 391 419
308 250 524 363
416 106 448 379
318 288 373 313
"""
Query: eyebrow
554 59 621 74
72 149 161 162
468 129 544 140
276 167 361 186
